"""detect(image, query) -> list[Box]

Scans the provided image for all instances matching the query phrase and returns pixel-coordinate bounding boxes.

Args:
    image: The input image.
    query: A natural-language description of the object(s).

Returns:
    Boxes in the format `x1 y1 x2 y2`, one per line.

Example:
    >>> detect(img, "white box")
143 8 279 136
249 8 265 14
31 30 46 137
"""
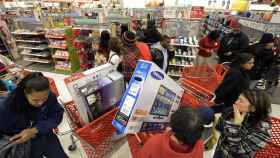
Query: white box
65 64 125 123
112 60 183 134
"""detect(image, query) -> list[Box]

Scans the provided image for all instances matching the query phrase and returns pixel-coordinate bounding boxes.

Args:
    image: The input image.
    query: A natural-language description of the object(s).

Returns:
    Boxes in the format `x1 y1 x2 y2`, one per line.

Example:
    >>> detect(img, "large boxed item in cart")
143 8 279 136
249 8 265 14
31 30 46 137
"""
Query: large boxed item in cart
65 64 125 123
112 60 184 134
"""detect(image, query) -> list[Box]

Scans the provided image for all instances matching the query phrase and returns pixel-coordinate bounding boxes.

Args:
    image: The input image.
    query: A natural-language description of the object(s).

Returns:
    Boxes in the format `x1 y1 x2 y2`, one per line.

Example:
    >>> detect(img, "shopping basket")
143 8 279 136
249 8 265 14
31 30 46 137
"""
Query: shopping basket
75 107 118 158
254 117 280 158
180 78 215 108
182 63 229 92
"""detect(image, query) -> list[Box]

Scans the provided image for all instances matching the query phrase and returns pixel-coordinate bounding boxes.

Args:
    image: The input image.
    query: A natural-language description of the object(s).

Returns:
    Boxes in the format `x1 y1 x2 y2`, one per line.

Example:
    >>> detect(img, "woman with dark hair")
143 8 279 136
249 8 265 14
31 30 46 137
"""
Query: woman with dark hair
197 30 221 65
214 89 272 158
0 72 68 158
96 30 111 66
142 19 161 44
108 37 125 70
213 53 254 113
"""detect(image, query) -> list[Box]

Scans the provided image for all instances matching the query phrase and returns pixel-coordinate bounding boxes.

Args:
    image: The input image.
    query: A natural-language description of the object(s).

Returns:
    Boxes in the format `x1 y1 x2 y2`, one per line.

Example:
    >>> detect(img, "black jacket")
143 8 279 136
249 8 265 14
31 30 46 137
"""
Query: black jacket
0 92 64 136
218 32 249 63
214 66 250 110
249 44 275 80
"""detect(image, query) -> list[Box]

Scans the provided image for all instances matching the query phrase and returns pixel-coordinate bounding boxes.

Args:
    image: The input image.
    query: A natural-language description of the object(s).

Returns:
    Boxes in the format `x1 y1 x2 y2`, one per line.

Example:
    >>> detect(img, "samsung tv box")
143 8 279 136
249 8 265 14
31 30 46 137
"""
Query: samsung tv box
112 60 183 134
65 64 125 123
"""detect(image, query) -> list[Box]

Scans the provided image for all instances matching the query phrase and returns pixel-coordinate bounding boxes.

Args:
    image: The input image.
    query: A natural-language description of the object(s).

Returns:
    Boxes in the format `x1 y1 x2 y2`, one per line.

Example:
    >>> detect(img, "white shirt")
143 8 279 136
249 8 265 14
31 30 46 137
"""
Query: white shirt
108 51 122 70
152 42 168 72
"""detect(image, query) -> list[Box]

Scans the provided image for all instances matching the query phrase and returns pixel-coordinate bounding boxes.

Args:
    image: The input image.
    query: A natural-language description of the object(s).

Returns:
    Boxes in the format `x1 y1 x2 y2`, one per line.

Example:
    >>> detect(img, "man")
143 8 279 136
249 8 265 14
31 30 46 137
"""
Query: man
217 20 249 63
137 106 205 158
151 35 175 72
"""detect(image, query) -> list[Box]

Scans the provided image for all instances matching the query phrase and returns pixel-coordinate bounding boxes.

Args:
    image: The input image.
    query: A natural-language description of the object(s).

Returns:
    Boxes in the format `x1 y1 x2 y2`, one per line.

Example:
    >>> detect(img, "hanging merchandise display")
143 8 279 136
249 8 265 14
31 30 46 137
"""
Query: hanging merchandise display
112 60 183 134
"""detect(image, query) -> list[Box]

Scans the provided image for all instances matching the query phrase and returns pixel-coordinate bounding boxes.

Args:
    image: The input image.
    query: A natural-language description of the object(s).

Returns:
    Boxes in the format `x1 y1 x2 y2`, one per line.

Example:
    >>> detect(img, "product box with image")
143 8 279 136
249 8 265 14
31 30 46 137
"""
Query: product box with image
65 64 125 123
112 60 184 134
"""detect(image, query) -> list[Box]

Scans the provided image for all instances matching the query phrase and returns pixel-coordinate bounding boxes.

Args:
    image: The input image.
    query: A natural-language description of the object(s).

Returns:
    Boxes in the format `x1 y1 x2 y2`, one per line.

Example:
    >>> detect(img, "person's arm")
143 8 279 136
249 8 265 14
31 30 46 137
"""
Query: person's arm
222 119 271 155
110 55 122 69
34 93 64 135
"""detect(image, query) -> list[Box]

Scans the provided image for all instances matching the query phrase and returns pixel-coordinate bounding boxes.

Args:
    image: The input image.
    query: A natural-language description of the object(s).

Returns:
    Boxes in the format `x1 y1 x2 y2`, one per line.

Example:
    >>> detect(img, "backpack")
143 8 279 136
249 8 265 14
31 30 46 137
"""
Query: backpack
122 47 140 82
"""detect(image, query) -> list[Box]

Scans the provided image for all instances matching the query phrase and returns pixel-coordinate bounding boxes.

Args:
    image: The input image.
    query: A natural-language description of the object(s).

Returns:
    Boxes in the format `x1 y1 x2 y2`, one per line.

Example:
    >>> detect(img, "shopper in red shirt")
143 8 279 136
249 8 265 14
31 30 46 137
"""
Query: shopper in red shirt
137 106 204 158
197 30 220 65
136 41 152 61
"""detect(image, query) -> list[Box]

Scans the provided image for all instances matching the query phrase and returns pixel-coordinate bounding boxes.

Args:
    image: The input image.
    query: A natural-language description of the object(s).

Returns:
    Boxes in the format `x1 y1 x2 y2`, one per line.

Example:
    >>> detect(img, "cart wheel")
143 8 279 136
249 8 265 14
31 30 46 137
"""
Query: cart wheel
68 144 77 151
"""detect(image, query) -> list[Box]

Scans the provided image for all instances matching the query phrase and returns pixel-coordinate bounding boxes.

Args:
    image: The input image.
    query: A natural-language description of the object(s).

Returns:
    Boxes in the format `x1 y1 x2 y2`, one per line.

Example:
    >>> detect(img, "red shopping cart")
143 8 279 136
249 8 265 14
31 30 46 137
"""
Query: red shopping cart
254 117 280 158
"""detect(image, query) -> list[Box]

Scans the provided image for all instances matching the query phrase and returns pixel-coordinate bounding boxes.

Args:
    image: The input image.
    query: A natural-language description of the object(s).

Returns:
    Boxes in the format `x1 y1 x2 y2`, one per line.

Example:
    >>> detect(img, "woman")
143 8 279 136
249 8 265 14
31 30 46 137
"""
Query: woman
214 89 272 158
0 72 68 158
95 30 111 66
197 30 220 65
213 53 254 113
108 37 124 70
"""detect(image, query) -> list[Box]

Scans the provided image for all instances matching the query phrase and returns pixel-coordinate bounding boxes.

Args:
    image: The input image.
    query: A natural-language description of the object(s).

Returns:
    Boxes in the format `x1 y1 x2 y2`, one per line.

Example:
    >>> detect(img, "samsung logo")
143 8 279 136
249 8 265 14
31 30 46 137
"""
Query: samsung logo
151 71 164 80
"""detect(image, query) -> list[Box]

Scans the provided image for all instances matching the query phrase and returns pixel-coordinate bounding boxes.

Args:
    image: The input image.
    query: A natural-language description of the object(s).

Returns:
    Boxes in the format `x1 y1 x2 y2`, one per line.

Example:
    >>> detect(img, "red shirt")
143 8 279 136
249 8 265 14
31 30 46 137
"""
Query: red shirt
136 131 204 158
198 36 220 57
136 42 152 61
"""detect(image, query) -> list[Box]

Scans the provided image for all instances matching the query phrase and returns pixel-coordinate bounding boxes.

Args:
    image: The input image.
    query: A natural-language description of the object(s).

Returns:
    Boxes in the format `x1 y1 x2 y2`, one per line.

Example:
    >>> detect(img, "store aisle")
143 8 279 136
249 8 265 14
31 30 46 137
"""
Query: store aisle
43 72 280 158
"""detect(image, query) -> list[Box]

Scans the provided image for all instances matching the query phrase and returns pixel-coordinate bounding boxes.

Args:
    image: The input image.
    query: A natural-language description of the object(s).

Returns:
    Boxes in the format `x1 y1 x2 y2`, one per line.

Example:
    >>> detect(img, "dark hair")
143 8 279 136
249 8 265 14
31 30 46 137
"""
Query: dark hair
259 33 274 45
242 89 271 126
160 35 170 42
231 53 254 68
208 30 220 41
98 30 111 55
170 106 203 145
6 72 50 113
0 80 7 92
109 37 123 55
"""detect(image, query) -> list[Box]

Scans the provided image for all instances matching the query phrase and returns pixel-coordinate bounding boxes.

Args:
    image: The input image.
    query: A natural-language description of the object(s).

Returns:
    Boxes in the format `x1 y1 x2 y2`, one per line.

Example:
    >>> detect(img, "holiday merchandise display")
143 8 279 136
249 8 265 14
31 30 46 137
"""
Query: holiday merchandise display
112 60 183 134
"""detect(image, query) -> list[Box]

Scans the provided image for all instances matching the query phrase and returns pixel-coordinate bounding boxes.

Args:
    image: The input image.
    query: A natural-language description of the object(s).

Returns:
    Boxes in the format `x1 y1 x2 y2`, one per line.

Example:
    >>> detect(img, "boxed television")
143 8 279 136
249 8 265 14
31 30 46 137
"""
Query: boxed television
65 64 125 123
112 60 184 134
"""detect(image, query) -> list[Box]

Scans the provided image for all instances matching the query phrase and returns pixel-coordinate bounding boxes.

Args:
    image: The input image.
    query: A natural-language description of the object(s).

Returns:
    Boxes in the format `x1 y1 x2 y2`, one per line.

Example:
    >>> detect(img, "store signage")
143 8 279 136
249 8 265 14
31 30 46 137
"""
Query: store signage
190 6 204 19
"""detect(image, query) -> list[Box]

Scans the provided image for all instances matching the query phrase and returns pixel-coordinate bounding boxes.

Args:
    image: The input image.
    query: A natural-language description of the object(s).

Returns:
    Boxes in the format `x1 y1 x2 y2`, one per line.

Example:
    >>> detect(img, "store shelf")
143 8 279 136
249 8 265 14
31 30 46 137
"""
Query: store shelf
171 43 199 47
45 35 65 39
16 39 47 43
55 66 71 71
21 51 50 57
19 46 49 50
174 54 196 58
52 55 69 60
23 58 52 64
48 45 67 50
169 63 193 67
12 31 45 35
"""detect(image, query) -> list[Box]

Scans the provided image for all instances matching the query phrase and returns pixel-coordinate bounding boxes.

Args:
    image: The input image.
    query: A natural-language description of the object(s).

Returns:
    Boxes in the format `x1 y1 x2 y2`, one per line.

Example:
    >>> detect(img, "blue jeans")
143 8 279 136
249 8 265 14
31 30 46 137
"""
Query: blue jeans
30 134 68 158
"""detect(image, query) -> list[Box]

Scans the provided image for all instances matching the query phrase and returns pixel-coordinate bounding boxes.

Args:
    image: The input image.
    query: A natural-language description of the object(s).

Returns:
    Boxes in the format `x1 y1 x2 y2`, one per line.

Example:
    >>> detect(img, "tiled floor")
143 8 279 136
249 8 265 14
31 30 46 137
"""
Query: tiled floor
41 71 280 158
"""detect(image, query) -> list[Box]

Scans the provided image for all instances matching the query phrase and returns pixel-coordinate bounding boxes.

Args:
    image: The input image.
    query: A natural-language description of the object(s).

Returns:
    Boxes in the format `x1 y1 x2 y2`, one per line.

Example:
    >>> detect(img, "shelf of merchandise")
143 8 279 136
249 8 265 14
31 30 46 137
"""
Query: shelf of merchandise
46 28 71 72
23 57 51 64
171 43 199 47
174 54 196 58
15 39 47 43
21 51 50 57
168 39 198 80
13 29 52 64
18 46 49 50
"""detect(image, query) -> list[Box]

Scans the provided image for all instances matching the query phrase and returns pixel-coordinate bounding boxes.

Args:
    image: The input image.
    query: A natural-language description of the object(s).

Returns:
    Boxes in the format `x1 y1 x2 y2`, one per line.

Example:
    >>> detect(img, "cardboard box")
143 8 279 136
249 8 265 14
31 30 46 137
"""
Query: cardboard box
112 60 183 134
65 64 125 123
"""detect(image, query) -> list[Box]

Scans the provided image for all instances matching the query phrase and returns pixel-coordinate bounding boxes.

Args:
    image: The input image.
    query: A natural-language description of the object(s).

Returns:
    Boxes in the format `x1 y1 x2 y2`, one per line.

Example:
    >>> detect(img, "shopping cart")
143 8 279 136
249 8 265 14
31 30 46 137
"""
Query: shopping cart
182 63 230 92
62 101 119 158
254 117 280 158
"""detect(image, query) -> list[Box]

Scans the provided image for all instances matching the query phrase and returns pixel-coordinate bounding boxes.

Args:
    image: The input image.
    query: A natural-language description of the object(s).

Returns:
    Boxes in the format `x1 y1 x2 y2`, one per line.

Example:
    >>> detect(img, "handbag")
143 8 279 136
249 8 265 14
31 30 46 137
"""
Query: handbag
0 135 31 158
